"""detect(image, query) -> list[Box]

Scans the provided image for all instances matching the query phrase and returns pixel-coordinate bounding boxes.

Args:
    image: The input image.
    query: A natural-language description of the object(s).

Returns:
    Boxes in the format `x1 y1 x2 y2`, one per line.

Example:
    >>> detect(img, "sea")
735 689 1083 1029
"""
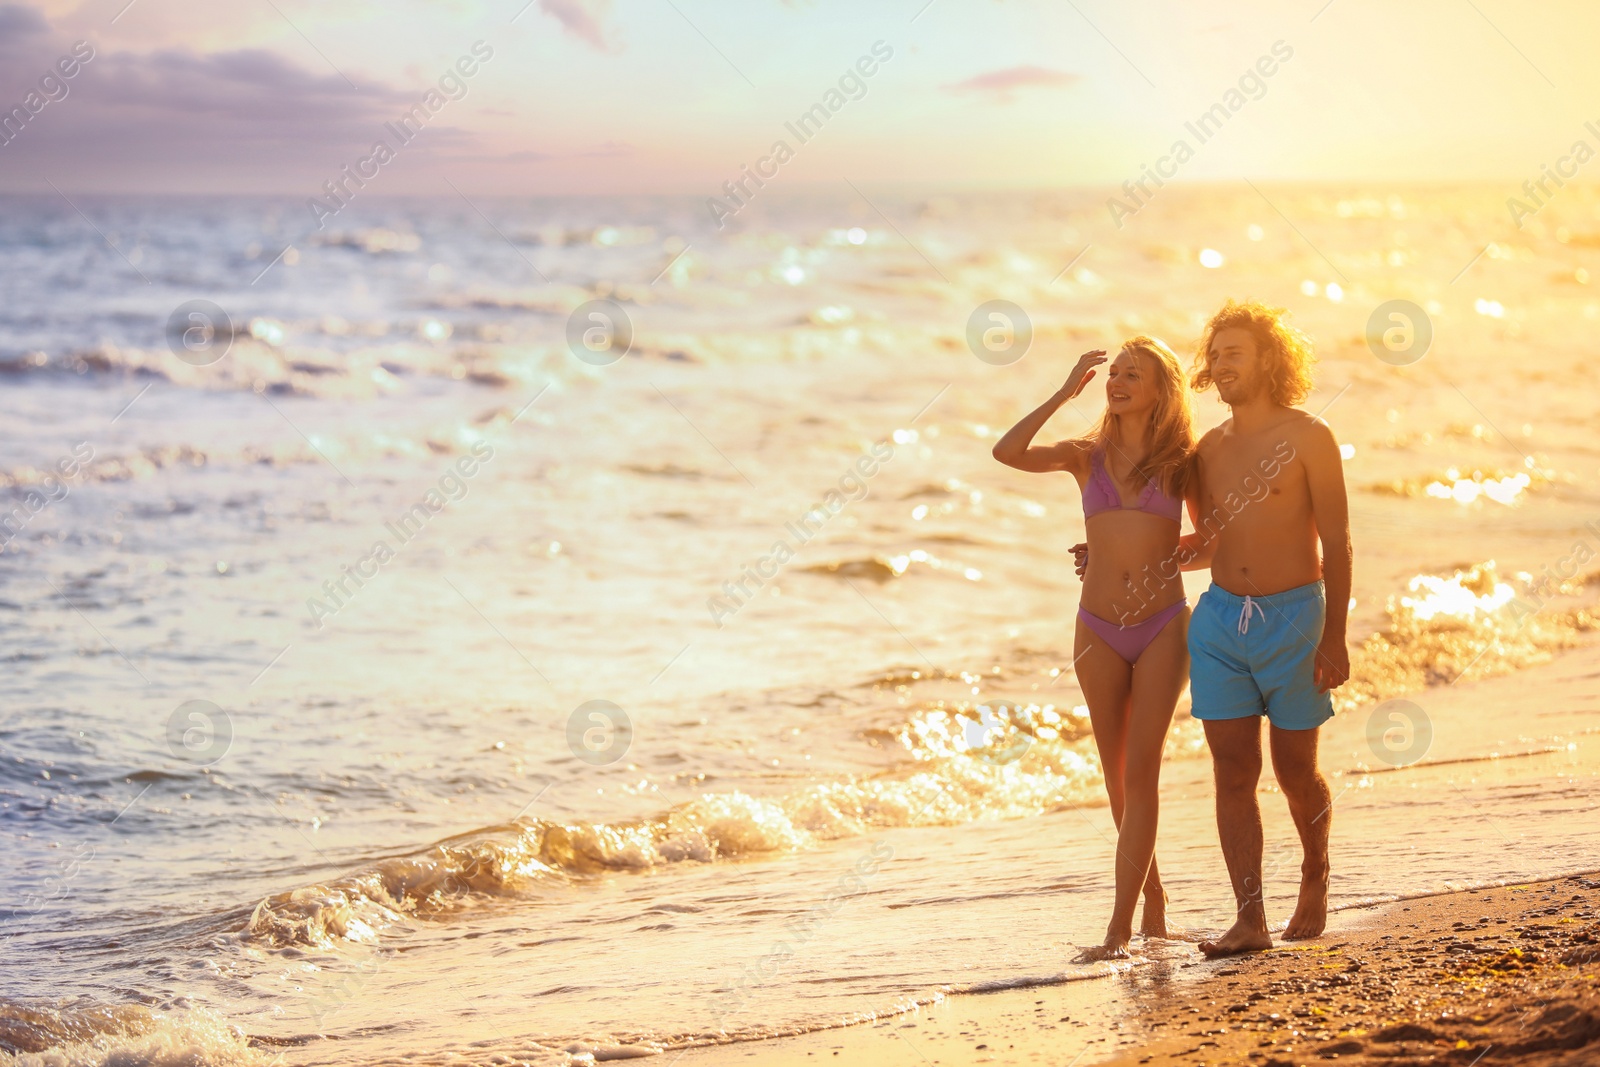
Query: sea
2 184 1598 1065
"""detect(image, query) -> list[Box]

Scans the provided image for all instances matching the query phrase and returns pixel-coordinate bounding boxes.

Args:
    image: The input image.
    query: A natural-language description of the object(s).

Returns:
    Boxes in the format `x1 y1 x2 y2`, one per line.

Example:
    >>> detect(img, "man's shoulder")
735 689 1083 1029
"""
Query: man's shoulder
1275 407 1338 448
1265 404 1316 426
1195 421 1231 452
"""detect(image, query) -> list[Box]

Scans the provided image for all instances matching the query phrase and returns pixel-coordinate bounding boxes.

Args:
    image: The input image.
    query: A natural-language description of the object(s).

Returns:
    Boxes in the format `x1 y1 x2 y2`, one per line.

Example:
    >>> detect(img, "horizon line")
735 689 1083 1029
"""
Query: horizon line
0 177 1573 200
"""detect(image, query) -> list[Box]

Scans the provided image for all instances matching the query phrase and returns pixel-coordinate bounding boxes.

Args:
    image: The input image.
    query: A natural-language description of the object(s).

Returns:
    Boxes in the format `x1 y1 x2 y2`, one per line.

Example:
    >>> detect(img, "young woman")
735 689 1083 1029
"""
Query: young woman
992 337 1199 959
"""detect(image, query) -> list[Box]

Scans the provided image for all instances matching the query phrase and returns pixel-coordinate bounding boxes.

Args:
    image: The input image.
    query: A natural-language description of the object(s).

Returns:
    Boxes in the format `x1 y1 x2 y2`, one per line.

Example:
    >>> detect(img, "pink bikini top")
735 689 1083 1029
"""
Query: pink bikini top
1081 447 1182 523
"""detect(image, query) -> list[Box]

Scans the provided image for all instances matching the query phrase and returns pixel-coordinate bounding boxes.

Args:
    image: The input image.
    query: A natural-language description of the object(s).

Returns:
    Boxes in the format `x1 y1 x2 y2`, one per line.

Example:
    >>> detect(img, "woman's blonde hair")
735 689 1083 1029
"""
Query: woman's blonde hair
1078 335 1196 497
1191 299 1317 407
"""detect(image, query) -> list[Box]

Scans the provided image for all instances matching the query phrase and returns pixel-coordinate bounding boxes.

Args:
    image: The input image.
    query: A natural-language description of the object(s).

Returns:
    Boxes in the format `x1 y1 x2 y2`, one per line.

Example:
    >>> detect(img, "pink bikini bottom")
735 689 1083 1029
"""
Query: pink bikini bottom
1077 600 1187 664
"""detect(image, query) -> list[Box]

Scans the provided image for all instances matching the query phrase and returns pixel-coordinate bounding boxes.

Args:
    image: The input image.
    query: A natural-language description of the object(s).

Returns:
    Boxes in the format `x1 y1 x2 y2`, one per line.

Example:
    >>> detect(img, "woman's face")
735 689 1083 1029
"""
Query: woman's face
1105 348 1158 416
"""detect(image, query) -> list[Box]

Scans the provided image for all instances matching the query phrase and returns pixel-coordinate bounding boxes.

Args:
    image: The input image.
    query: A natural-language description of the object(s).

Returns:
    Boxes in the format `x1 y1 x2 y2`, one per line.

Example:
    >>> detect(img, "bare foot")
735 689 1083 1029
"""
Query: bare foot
1198 917 1273 958
1283 868 1329 940
1074 938 1133 962
1139 910 1185 939
1139 888 1170 938
1074 920 1135 963
1142 920 1192 942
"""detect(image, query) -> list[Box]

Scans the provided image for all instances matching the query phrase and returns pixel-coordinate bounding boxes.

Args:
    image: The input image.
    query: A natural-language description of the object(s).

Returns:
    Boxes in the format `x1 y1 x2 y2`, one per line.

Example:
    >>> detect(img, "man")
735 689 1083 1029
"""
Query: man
1073 298 1352 956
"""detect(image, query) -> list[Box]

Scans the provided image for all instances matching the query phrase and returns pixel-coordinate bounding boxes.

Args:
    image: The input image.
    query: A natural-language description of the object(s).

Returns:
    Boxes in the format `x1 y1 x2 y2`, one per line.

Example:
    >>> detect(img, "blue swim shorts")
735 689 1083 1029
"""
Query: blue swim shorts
1188 579 1334 731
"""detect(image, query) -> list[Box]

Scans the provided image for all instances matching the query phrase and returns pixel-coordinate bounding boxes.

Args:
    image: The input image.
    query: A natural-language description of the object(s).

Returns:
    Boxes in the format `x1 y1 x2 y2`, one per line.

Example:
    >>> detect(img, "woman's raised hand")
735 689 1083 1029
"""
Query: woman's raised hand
1057 350 1108 402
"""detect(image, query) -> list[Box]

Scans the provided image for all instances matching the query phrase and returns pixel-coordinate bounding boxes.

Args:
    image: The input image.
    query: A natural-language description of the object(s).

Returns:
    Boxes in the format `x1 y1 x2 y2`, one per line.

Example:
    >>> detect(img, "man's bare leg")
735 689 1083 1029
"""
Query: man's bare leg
1199 717 1274 957
1270 724 1332 940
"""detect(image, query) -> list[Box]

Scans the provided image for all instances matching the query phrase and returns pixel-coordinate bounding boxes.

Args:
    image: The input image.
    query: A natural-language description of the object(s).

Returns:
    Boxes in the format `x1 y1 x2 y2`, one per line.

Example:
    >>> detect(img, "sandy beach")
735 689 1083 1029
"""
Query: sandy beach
1109 874 1600 1067
668 628 1600 1067
672 873 1600 1067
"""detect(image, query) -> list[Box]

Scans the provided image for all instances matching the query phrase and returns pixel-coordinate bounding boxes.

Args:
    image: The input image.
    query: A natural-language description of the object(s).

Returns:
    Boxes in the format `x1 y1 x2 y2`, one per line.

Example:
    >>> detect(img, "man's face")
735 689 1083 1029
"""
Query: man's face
1208 326 1263 405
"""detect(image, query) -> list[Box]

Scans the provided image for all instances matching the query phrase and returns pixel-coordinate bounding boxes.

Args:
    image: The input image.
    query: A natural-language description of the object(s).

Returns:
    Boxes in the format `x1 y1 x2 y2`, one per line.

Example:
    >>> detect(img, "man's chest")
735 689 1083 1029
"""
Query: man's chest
1203 438 1305 507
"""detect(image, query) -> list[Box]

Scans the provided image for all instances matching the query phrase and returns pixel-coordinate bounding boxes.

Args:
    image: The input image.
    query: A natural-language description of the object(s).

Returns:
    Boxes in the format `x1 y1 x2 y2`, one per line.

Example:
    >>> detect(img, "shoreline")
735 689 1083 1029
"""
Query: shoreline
674 873 1600 1066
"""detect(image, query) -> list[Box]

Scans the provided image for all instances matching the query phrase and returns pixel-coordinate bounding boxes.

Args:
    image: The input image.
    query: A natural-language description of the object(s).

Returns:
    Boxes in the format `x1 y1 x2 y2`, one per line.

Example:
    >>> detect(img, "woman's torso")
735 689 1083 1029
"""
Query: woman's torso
1072 449 1186 623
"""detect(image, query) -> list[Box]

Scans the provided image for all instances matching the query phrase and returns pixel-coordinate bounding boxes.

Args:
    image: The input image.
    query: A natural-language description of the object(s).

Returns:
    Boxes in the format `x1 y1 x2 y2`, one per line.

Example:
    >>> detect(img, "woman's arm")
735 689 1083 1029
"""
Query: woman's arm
1176 530 1216 571
1178 439 1216 571
991 350 1106 473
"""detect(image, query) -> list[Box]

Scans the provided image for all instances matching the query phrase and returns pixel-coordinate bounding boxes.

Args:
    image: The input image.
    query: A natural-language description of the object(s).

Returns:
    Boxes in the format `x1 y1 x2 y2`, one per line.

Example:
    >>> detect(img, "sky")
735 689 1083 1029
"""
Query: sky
0 0 1593 195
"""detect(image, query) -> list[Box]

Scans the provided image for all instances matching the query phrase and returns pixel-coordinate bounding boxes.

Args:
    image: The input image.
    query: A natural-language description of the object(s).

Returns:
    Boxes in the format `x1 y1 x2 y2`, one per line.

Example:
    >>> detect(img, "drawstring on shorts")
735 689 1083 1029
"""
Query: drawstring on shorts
1238 595 1264 635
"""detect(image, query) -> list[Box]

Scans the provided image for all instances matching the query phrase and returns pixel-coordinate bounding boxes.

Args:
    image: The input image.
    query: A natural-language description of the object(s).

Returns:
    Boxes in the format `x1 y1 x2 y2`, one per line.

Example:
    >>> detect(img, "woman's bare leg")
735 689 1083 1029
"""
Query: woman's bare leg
1073 617 1137 959
1076 611 1188 958
1124 611 1188 940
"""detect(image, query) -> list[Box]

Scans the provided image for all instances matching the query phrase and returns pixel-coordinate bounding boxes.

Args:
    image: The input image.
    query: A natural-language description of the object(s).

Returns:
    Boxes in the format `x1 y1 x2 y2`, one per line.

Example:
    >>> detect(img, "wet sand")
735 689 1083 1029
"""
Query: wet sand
678 874 1600 1066
1109 874 1600 1067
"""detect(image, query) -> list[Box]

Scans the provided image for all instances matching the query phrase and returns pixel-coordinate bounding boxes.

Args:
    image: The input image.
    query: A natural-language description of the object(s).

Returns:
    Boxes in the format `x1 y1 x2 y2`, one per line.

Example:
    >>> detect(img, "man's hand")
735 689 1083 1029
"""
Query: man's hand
1313 633 1350 692
1069 541 1088 580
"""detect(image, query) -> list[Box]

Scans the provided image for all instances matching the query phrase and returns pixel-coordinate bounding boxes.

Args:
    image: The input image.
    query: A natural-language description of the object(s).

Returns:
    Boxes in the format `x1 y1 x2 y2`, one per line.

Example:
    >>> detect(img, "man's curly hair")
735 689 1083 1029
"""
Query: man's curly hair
1191 299 1317 408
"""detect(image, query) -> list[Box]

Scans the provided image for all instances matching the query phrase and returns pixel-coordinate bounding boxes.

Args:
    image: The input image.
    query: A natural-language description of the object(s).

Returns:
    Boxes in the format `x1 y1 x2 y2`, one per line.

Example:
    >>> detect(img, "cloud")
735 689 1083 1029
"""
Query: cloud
0 1 406 125
942 65 1079 101
538 0 617 52
0 16 483 192
0 1 49 58
0 1 47 36
80 47 411 123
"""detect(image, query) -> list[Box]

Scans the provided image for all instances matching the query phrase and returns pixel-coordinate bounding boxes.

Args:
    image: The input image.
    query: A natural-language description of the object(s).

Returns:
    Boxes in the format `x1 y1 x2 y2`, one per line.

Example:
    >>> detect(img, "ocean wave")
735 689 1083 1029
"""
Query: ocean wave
801 550 982 583
7 312 925 402
0 445 209 493
0 414 526 500
244 717 1108 948
6 333 578 402
1338 560 1600 712
0 1000 264 1067
897 479 970 500
310 227 422 255
147 566 1600 959
1366 466 1549 506
620 462 714 479
800 557 901 582
422 287 585 315
242 560 1600 949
